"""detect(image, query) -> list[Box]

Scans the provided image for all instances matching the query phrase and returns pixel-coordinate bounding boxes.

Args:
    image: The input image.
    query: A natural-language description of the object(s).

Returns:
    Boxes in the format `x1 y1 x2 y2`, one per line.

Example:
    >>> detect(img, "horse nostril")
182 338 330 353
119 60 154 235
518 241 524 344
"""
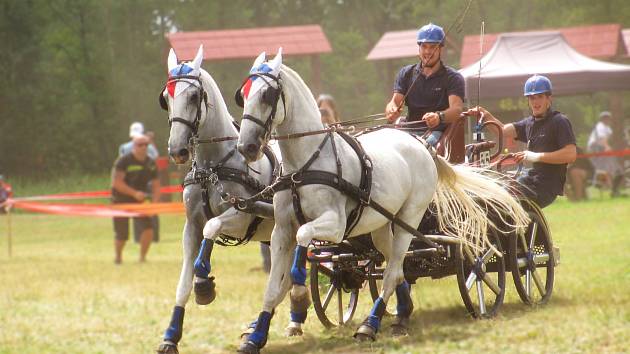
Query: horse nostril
178 148 189 158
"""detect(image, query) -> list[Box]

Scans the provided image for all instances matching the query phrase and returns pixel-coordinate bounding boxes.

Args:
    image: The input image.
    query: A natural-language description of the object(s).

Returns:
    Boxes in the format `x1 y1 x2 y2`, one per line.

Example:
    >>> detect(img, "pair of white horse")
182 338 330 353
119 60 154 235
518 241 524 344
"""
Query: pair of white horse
159 46 529 354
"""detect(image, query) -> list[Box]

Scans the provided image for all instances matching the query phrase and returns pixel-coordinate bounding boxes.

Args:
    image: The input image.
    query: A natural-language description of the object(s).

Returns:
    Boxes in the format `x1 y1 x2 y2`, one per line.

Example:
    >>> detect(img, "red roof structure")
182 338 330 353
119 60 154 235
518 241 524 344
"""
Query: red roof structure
366 29 457 61
460 24 625 67
622 28 630 57
166 25 332 61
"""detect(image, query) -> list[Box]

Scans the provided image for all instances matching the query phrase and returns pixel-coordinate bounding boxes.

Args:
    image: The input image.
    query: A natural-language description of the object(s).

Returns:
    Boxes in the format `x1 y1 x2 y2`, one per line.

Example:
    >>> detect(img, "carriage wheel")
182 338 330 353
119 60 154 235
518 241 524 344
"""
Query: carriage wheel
510 209 554 305
456 228 506 319
367 261 397 316
309 260 360 328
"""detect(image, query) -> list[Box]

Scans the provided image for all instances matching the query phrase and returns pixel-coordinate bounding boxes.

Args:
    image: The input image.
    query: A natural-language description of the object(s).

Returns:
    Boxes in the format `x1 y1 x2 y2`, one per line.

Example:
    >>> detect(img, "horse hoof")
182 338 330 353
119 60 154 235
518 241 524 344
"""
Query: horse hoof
391 316 410 337
156 341 179 354
194 277 216 305
353 324 376 342
391 324 409 337
285 324 303 337
237 341 260 354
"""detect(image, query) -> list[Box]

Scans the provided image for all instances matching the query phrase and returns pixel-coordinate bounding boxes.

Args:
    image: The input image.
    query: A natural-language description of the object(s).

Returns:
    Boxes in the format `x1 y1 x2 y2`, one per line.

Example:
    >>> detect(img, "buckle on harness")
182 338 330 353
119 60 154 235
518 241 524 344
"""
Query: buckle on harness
291 173 303 184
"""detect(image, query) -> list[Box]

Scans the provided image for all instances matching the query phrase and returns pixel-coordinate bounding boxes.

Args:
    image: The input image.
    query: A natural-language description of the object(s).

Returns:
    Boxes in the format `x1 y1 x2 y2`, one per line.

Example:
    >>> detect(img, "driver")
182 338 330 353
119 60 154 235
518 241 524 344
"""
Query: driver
385 23 465 146
466 75 576 208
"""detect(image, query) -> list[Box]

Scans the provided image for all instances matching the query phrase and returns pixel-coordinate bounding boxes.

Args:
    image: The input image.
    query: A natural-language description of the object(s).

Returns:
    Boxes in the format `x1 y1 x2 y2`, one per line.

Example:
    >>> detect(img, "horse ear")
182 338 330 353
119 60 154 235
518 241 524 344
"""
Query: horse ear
191 45 203 72
251 51 266 71
268 47 283 74
167 48 178 72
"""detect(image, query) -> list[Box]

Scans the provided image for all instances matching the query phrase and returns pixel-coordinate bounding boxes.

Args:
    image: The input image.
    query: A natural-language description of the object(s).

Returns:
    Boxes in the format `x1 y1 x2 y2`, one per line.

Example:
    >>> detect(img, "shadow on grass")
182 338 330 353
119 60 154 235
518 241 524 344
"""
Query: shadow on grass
262 297 576 354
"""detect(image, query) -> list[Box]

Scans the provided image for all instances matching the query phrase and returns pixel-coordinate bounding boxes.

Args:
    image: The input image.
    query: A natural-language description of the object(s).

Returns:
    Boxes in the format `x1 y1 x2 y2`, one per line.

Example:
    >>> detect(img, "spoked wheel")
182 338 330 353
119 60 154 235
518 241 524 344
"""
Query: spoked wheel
367 261 397 316
456 228 506 319
510 208 554 305
309 260 360 328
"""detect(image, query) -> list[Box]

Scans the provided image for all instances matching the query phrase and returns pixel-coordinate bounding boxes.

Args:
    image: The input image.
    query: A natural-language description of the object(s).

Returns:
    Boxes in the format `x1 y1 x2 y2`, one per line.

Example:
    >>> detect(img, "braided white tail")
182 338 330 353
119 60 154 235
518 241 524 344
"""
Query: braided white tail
432 155 530 255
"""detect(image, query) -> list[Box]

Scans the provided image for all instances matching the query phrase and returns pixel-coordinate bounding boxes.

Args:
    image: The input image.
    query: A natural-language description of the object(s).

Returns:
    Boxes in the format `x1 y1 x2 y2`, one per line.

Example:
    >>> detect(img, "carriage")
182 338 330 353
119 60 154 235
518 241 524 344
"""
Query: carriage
307 113 559 327
158 46 558 353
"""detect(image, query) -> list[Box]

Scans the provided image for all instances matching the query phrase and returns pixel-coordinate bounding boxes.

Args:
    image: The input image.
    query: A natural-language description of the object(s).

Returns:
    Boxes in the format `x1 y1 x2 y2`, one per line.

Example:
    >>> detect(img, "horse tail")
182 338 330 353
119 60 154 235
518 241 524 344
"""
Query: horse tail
432 155 530 254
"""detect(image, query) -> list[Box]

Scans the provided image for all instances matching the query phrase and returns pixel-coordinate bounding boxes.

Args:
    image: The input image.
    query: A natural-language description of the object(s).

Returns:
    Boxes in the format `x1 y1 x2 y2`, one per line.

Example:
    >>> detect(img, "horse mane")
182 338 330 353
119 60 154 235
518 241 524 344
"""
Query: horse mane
198 68 231 117
279 65 320 121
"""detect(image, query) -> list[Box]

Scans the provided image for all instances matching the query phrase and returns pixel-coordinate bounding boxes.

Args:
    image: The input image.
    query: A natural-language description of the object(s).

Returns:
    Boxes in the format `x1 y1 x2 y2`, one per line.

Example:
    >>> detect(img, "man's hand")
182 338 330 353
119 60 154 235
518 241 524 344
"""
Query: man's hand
422 112 440 128
464 106 490 121
514 151 542 163
385 101 401 123
133 190 146 202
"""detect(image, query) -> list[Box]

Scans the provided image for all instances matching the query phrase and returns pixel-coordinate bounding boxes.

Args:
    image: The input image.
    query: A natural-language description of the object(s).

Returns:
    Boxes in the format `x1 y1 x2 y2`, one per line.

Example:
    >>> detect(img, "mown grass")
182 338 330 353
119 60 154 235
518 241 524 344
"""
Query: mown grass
0 194 628 353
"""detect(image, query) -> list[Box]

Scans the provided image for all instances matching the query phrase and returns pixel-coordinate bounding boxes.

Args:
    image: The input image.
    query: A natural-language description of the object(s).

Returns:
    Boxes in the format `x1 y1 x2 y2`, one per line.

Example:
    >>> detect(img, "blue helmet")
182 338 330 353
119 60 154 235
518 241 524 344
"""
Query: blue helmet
417 23 445 45
523 75 552 96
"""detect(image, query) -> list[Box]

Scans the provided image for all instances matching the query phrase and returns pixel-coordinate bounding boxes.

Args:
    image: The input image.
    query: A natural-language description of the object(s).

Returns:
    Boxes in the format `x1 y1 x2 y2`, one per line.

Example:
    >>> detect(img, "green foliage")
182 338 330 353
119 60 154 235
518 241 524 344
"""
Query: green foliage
1 0 629 177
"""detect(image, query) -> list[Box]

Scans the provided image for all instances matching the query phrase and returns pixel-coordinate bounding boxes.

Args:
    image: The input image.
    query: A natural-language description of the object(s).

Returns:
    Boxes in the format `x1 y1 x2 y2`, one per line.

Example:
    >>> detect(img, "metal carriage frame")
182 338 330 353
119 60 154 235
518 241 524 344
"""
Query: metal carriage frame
307 114 558 328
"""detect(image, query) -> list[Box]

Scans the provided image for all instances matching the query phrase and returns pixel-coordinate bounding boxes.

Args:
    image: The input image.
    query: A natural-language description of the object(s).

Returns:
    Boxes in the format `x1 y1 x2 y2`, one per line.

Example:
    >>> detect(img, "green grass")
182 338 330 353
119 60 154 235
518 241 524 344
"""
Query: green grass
0 197 629 353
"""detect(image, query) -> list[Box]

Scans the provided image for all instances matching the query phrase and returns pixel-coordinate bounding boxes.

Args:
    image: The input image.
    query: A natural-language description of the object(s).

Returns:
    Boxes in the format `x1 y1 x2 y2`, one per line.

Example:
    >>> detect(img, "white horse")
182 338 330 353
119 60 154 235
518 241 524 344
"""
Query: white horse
235 50 530 352
156 46 307 354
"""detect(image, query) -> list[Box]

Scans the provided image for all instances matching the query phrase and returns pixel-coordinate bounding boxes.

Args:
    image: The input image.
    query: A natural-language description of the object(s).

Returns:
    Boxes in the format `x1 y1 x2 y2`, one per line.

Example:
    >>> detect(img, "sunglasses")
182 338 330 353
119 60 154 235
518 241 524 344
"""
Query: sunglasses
136 143 149 147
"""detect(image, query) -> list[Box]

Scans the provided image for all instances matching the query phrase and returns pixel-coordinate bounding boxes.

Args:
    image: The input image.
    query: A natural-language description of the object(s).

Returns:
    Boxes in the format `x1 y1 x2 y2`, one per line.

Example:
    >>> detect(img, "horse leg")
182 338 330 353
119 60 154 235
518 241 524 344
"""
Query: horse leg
193 208 247 304
285 209 345 335
239 225 295 353
285 245 310 337
157 220 201 354
355 225 413 341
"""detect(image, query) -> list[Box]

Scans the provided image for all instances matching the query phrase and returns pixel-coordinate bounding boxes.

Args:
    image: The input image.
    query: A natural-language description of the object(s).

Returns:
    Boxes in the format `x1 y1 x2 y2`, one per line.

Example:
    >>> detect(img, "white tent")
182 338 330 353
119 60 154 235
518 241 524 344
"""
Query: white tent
460 31 630 99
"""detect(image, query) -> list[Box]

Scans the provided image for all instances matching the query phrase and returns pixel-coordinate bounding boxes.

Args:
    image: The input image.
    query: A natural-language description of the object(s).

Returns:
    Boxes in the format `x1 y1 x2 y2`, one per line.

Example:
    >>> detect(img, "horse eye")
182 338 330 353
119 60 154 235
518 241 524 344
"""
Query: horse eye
190 93 198 102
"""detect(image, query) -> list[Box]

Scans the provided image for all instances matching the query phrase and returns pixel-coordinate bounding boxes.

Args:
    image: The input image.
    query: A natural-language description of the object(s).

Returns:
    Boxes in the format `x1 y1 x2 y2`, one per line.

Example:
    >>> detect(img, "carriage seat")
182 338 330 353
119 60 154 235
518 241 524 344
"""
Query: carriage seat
435 117 465 164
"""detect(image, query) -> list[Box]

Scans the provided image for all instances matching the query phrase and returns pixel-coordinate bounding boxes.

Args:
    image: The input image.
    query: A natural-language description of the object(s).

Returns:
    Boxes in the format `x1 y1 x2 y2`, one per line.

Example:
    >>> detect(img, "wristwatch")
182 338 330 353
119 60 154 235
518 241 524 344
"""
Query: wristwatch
437 111 446 124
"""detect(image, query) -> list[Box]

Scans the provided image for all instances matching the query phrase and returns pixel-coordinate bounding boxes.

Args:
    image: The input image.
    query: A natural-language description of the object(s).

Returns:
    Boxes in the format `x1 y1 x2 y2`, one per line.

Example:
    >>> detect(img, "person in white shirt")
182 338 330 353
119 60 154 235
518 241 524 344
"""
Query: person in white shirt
587 111 624 196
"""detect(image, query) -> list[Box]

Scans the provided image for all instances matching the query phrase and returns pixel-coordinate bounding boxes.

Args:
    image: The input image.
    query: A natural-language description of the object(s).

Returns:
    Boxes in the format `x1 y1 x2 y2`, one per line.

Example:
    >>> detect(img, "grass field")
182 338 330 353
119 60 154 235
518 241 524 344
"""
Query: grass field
1 195 629 353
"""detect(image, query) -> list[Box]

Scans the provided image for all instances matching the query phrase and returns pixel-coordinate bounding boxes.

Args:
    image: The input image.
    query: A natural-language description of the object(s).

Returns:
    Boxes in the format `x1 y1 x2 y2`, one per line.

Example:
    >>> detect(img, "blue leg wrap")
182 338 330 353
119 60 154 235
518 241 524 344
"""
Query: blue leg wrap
395 281 413 317
367 297 386 331
164 306 185 344
248 311 273 348
290 311 307 324
194 239 213 278
290 245 308 286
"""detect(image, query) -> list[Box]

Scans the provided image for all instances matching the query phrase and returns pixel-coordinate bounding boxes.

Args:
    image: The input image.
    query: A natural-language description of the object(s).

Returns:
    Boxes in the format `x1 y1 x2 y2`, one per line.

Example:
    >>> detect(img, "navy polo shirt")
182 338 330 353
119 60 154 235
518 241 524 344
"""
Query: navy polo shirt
513 110 576 196
393 62 465 131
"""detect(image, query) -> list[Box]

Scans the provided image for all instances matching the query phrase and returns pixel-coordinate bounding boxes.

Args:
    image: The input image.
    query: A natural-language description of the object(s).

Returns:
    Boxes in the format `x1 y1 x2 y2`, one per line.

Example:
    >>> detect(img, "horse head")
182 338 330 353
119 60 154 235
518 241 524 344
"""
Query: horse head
236 49 285 162
160 45 207 164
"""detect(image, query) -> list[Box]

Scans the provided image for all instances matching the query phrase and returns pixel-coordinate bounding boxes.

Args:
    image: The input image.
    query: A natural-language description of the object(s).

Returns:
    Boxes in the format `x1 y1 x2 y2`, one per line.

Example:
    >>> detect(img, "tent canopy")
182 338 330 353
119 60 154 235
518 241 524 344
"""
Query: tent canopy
460 31 630 99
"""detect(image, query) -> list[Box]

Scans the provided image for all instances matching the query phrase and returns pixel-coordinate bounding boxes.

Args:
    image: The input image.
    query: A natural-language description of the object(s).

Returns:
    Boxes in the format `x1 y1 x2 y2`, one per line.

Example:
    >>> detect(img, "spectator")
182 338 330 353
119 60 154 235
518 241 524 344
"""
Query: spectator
111 134 161 264
317 94 340 125
119 122 159 159
120 125 161 243
565 147 594 201
145 130 160 160
587 111 624 197
0 175 13 213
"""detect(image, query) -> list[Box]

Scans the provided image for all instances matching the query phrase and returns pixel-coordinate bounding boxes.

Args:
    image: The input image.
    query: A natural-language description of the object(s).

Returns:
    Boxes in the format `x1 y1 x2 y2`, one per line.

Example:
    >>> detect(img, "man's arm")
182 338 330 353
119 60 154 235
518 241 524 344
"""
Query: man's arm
514 144 577 164
465 106 517 140
422 95 465 128
151 178 161 203
385 92 405 123
112 169 145 202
